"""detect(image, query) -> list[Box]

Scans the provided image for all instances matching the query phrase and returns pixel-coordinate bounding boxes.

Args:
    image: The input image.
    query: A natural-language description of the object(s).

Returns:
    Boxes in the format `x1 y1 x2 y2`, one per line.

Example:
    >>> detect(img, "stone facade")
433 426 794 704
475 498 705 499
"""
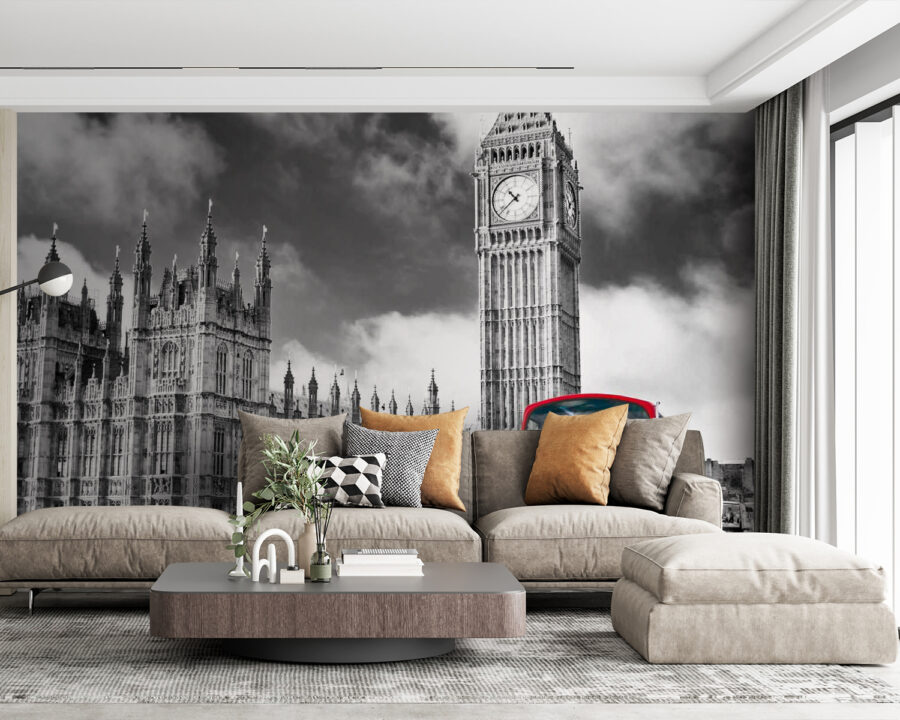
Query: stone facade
16 206 443 512
16 208 276 511
474 112 582 430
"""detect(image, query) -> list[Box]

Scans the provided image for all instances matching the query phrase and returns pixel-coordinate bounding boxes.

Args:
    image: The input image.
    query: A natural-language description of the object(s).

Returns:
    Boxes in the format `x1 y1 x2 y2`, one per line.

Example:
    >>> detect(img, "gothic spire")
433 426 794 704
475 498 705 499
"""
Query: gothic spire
283 360 295 419
425 368 439 415
46 222 60 262
330 369 341 416
256 225 271 276
199 198 218 289
109 245 123 294
370 384 381 412
132 210 153 328
134 210 151 271
232 251 242 305
255 224 271 310
350 374 362 424
388 390 398 415
307 366 319 418
405 394 414 416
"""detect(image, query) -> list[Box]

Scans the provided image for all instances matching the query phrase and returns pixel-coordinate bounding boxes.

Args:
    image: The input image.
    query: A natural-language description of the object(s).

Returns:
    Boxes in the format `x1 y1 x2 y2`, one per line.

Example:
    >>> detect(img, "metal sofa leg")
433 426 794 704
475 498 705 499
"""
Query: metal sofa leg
28 588 42 615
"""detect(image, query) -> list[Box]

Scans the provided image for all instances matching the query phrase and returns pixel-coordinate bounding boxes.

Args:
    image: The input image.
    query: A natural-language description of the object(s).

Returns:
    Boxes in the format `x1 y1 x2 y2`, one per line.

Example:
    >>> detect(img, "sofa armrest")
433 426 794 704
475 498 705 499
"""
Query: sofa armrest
664 473 723 528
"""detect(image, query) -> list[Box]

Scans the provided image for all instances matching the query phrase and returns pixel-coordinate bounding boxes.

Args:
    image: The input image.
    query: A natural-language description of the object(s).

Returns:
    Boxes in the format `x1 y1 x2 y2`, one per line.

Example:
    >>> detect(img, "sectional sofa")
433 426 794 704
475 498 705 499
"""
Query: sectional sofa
0 429 722 593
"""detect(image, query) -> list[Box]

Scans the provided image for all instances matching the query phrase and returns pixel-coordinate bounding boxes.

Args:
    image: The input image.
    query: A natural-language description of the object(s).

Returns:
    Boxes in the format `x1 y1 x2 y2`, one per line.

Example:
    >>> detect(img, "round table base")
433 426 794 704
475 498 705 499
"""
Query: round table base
222 637 456 664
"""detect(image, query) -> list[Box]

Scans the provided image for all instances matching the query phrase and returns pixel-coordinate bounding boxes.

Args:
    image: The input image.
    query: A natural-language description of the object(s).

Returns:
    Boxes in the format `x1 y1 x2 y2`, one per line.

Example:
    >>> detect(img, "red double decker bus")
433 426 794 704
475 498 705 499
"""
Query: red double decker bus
521 393 658 430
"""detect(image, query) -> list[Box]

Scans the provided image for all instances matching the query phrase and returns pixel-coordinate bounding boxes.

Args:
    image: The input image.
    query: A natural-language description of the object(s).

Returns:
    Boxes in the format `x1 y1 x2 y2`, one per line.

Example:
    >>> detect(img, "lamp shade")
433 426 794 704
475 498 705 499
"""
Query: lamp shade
37 261 74 297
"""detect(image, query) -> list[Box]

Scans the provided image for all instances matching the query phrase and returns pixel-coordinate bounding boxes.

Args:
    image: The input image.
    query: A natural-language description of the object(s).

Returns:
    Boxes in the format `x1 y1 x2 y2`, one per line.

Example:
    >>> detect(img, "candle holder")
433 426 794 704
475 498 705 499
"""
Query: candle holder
228 481 249 578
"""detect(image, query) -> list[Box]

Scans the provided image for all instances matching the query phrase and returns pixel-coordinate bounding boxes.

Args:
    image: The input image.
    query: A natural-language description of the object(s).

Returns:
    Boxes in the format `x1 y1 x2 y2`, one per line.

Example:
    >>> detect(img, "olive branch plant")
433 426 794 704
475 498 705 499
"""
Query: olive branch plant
226 430 328 571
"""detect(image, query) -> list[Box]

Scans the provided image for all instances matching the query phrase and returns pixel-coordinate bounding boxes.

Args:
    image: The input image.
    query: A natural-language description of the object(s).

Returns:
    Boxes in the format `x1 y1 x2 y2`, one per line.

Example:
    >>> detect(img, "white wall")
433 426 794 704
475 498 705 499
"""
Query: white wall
828 23 900 123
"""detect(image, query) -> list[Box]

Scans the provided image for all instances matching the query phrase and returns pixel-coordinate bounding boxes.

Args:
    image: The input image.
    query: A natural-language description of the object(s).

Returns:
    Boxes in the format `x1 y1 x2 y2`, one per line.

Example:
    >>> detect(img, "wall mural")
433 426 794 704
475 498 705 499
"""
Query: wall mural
16 112 756 526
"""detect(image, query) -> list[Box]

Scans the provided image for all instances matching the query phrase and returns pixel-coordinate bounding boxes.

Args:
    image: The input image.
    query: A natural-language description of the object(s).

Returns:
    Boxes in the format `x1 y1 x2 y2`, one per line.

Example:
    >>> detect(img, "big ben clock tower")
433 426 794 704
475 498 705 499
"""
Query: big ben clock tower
474 112 582 430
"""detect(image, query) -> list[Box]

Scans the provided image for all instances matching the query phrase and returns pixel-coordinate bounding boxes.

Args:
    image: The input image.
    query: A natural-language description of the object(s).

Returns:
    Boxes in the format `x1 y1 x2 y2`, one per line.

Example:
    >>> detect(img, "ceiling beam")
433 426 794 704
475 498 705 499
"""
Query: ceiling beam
708 0 900 107
0 72 713 113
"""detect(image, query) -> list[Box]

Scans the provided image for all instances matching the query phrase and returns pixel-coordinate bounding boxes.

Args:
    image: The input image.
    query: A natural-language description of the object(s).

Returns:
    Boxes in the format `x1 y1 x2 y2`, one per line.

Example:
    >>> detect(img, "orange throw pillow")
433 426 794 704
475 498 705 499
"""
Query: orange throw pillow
525 404 629 506
360 406 469 511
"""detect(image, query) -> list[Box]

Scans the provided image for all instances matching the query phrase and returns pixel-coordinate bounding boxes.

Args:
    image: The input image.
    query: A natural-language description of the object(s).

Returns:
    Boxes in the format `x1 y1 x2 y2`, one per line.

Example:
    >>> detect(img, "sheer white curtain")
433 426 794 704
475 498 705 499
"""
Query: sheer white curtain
795 69 836 544
831 92 899 612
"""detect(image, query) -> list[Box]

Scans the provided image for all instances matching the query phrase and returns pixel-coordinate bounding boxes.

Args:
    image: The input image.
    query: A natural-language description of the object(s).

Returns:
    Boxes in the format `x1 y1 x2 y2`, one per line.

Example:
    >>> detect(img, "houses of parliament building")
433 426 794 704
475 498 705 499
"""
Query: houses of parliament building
16 206 441 512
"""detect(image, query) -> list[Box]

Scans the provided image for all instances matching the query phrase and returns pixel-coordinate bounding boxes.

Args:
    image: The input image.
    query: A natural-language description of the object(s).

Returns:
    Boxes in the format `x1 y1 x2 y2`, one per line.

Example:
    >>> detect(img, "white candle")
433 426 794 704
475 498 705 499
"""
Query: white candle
236 481 243 517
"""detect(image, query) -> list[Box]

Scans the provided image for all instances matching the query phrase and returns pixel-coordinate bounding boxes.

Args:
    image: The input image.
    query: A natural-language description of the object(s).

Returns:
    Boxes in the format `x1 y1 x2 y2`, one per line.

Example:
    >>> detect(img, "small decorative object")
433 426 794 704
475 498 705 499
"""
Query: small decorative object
280 565 306 584
251 527 296 583
309 495 334 583
227 481 248 578
226 431 326 574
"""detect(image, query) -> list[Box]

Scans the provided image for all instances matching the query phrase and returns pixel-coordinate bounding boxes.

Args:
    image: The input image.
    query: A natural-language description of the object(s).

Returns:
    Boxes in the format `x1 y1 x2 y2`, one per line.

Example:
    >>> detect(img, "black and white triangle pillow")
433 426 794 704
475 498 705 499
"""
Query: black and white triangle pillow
319 454 387 508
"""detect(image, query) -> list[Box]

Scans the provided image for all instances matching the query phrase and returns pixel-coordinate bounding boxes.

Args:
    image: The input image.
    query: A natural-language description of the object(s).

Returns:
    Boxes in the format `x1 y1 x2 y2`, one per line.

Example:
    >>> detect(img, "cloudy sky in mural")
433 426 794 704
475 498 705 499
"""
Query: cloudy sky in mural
17 112 755 461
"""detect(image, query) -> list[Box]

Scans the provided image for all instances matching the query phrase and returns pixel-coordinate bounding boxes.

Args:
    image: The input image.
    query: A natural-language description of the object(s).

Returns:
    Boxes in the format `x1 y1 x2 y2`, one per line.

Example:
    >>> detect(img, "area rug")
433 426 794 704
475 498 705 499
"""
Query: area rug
0 607 896 704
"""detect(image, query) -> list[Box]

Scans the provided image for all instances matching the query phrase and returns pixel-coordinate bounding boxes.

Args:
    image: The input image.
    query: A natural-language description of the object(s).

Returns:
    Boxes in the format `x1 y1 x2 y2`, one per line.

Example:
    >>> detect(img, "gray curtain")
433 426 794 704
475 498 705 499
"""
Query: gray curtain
755 83 803 533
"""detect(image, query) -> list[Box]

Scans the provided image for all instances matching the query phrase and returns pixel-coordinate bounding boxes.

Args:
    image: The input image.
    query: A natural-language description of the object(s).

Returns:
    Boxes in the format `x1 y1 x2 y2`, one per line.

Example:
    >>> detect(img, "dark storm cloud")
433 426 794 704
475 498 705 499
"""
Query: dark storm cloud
563 112 755 293
18 110 755 355
18 111 754 317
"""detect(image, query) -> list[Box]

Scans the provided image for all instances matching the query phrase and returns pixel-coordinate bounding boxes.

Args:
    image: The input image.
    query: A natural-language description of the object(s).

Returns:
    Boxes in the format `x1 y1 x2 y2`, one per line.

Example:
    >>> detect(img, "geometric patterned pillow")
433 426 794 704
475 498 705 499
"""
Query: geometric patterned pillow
319 454 386 508
344 421 438 508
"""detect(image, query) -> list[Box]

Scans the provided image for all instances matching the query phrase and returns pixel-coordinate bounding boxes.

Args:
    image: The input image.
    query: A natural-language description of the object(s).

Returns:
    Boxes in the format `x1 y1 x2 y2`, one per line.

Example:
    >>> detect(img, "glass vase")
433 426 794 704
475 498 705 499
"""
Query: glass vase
310 542 332 583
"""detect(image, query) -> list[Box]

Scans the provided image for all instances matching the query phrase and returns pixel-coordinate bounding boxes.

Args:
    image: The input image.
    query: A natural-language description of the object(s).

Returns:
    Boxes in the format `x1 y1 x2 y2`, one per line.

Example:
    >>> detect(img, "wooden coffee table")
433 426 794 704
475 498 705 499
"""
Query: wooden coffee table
150 561 526 663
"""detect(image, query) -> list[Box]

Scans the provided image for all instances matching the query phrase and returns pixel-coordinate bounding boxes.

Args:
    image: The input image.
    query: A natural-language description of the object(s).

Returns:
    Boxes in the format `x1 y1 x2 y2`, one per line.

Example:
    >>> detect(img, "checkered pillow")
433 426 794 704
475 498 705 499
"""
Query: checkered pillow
319 454 386 508
344 422 438 507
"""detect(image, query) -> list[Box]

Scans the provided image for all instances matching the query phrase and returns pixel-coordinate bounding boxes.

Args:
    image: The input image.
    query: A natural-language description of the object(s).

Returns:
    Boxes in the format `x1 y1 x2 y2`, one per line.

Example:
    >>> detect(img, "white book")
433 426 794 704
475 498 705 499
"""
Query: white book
336 563 424 577
341 549 420 565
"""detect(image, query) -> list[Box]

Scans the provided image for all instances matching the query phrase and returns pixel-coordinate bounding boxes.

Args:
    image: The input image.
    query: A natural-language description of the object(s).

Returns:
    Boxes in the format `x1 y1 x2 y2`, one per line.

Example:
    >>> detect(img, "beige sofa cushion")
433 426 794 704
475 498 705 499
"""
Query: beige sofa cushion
525 405 628 506
472 430 539 517
477 505 720 581
612 578 898 664
360 406 469 511
622 532 886 605
238 410 346 502
609 414 691 511
0 506 233 581
326 506 482 563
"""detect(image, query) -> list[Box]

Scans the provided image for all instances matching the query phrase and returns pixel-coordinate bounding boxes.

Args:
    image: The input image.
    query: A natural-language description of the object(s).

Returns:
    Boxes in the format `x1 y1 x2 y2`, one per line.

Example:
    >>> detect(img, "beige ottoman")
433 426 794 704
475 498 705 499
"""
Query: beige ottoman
611 533 897 664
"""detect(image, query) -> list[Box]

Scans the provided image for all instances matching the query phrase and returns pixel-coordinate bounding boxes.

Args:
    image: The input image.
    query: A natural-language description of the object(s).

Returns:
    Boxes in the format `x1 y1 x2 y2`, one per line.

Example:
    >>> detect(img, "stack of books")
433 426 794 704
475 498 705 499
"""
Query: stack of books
336 549 424 577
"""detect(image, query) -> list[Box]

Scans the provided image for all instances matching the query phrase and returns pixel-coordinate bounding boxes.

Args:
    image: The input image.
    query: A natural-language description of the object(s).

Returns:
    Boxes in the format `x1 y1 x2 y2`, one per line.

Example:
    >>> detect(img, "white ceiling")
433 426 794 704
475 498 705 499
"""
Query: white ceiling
0 0 897 111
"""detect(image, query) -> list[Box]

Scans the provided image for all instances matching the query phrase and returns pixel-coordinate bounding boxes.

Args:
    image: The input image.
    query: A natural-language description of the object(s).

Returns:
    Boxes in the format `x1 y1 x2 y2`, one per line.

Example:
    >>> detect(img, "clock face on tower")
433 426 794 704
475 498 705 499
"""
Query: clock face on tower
492 175 539 223
564 182 577 227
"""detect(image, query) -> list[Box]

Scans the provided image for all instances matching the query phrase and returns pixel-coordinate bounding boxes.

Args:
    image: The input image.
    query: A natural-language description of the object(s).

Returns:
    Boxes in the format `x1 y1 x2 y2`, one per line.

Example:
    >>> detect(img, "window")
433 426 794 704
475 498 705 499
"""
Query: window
832 97 899 611
82 428 96 476
112 426 126 476
156 422 172 475
55 428 68 477
216 344 227 394
160 342 178 379
213 426 225 477
242 353 253 399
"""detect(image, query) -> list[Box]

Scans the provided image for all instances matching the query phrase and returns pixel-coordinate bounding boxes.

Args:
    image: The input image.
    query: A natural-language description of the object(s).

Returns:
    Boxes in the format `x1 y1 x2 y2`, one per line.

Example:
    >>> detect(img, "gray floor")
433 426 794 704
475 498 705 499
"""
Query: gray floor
1 589 898 720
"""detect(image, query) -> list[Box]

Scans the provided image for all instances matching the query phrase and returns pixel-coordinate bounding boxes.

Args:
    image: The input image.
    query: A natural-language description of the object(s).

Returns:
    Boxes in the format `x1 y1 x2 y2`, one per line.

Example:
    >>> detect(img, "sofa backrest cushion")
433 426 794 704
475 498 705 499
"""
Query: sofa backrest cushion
238 410 346 503
472 428 706 518
472 430 540 517
674 430 705 476
458 431 475 524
